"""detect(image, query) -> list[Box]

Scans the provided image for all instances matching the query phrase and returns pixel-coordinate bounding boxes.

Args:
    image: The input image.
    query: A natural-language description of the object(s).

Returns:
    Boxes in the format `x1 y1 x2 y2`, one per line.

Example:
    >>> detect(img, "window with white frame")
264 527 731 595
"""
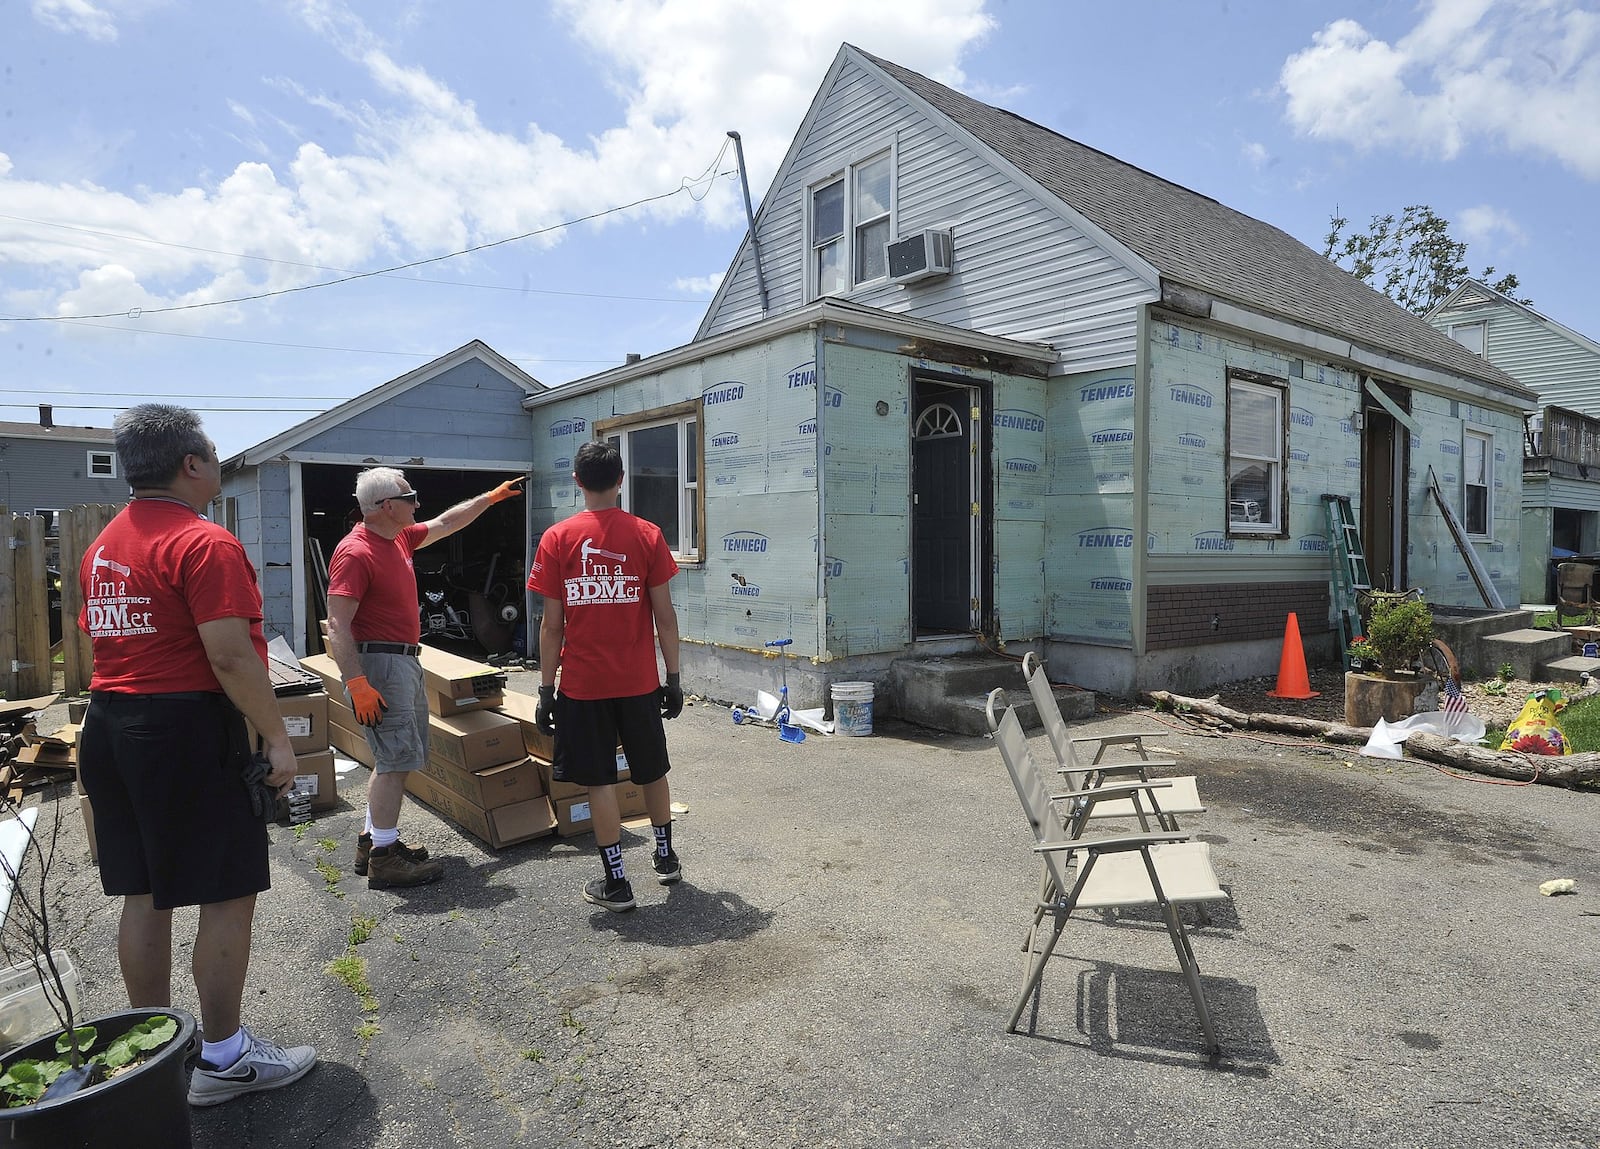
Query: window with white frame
1463 427 1493 537
1449 321 1486 356
809 150 893 298
1226 370 1286 535
598 402 701 561
87 450 116 478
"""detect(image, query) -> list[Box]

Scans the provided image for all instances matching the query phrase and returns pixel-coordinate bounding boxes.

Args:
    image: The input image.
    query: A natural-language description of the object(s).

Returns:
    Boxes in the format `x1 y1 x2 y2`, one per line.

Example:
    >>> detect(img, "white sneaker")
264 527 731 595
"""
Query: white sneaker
187 1025 318 1107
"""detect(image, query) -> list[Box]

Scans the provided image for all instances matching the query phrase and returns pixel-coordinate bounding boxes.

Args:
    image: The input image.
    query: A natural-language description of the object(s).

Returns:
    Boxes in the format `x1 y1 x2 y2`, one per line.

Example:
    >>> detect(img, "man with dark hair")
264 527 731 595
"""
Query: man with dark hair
528 439 684 912
77 403 318 1106
326 466 523 888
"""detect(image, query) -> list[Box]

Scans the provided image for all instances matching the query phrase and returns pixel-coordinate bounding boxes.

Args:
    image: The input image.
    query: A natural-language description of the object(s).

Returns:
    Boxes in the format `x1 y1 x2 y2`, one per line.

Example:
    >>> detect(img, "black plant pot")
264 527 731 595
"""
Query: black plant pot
0 1007 197 1149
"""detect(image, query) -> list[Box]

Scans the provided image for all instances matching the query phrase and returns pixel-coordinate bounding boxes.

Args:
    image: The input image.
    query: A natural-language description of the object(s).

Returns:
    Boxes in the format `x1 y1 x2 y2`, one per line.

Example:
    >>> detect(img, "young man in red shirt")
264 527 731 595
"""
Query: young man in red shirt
325 466 522 888
529 439 684 912
77 404 318 1106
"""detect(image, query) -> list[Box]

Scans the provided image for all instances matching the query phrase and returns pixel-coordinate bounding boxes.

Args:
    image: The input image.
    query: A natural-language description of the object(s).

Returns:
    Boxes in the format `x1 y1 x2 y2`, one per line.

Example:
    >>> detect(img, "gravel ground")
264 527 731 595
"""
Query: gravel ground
1203 663 1594 735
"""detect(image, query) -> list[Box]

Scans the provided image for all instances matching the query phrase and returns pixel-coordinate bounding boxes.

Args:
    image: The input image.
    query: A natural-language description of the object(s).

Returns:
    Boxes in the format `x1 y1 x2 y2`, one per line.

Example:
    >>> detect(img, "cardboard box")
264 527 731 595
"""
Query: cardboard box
403 767 556 848
616 780 648 819
418 646 506 716
536 752 631 802
419 754 543 811
554 795 592 838
298 653 345 697
495 690 554 761
292 749 338 812
328 721 375 768
79 792 98 863
247 692 330 755
427 710 525 772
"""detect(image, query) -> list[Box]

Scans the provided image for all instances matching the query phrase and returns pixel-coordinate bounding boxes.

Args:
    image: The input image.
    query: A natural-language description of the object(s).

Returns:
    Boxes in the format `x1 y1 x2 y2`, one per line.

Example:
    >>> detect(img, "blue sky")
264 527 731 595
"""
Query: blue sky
4 0 1597 459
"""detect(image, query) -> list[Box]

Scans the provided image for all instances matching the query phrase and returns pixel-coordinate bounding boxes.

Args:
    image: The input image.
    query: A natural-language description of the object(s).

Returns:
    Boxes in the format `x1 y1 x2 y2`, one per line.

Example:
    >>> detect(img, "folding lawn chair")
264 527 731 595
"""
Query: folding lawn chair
986 688 1231 1055
1020 651 1203 834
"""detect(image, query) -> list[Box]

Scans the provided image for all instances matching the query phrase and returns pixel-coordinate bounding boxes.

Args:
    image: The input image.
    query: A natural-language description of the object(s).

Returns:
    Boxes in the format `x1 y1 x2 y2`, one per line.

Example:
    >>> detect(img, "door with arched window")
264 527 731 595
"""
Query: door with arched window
912 378 982 634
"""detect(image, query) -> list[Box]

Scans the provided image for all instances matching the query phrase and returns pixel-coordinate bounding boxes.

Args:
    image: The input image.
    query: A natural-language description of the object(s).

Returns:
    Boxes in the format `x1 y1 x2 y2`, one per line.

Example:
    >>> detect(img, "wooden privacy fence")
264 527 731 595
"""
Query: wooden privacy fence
0 504 121 702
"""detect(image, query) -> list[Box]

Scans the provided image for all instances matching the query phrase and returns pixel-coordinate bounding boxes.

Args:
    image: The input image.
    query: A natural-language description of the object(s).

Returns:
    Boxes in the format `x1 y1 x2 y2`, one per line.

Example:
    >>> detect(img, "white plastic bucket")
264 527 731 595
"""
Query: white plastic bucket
831 681 875 737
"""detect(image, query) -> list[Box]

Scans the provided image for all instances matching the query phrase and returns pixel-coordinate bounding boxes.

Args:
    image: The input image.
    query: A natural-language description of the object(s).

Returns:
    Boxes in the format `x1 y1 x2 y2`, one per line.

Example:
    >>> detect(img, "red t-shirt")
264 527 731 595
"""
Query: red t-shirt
327 523 429 644
528 508 678 700
80 500 268 693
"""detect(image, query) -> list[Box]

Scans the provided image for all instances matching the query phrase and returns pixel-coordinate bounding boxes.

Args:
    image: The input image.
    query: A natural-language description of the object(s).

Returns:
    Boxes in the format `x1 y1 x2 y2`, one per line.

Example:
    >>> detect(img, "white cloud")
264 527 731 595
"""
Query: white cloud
2 0 992 322
672 273 725 295
1456 203 1526 248
1241 141 1270 170
31 0 166 42
1280 0 1600 179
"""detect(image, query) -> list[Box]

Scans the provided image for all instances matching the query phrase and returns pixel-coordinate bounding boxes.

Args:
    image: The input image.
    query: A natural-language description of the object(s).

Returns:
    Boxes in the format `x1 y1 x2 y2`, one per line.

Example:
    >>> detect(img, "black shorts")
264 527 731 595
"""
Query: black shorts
77 691 270 911
552 692 671 787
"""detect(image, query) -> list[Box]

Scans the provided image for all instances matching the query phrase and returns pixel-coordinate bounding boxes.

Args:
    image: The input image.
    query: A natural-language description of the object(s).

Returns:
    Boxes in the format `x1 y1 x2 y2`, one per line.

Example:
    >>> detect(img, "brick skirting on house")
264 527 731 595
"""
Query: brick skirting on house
1146 581 1330 651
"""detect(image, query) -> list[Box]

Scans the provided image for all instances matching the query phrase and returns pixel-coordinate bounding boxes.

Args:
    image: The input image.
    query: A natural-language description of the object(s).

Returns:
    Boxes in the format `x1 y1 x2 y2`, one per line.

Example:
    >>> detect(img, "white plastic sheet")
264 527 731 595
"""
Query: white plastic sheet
1361 712 1486 759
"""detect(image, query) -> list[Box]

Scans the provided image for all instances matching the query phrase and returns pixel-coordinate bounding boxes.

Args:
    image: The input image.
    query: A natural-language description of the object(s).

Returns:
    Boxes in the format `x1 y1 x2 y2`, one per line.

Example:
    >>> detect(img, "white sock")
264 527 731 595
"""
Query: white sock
364 808 374 836
201 1027 247 1068
370 826 399 848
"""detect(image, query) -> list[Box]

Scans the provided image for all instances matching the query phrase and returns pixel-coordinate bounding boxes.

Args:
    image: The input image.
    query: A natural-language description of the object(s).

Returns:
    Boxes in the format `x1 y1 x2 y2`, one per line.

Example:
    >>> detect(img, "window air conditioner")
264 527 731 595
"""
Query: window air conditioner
885 229 954 283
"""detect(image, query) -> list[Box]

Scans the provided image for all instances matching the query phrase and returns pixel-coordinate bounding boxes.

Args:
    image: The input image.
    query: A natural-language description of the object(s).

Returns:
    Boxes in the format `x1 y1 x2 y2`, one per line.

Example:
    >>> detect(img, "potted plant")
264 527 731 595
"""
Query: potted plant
0 788 196 1148
1344 597 1436 727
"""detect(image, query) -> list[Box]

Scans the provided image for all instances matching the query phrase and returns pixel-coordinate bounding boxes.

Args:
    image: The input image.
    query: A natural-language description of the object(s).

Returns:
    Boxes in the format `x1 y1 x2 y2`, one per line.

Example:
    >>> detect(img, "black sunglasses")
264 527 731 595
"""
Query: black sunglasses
384 491 420 505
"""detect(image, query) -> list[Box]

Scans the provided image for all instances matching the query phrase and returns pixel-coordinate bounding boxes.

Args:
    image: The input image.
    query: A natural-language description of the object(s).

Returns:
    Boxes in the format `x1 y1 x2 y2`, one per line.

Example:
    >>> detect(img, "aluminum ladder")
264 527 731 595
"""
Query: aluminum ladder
1323 494 1369 670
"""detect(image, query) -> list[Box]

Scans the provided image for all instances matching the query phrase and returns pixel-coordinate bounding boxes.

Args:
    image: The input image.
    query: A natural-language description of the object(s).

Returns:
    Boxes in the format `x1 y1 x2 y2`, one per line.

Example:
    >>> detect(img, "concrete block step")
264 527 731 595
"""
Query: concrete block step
900 685 1095 738
1481 629 1576 682
1536 655 1600 685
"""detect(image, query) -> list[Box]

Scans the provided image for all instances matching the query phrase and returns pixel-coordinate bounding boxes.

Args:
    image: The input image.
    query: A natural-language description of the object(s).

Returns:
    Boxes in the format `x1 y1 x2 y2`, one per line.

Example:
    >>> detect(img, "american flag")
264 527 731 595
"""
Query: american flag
1441 676 1470 727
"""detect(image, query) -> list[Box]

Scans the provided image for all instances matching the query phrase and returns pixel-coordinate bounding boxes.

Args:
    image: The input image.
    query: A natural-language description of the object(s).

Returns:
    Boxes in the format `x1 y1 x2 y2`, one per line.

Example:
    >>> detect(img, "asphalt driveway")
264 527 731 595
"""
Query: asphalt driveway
31 675 1600 1148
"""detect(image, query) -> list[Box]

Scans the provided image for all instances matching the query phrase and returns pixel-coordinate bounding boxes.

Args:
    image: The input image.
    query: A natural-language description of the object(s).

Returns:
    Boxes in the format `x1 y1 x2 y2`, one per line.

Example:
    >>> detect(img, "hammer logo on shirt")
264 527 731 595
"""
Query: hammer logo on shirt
566 537 640 605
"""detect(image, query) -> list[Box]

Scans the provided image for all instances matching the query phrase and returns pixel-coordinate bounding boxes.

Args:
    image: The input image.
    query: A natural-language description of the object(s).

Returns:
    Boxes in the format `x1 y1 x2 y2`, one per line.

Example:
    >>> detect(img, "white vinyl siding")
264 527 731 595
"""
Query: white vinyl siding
698 56 1154 373
1429 298 1600 415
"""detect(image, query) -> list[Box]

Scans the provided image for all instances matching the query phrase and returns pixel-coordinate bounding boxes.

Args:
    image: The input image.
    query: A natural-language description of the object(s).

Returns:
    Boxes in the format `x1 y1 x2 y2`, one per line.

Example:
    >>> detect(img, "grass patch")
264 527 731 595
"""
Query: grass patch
348 913 377 947
318 837 338 853
314 858 344 898
326 953 380 1014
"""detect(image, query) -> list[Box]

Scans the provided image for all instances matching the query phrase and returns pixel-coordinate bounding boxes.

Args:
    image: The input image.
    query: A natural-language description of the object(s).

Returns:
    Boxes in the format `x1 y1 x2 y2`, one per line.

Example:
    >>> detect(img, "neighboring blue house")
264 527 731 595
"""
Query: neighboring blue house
221 341 544 652
0 407 125 526
1426 281 1600 602
524 45 1536 701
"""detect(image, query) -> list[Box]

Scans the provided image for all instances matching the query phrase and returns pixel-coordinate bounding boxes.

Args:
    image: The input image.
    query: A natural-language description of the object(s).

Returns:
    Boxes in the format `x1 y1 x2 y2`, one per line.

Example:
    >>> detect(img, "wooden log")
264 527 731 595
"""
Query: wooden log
1403 732 1600 785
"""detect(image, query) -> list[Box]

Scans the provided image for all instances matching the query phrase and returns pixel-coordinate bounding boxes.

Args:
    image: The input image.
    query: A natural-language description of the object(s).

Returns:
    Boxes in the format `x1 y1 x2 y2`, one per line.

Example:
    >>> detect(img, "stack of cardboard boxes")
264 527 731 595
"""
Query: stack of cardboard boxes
245 652 337 816
496 692 647 837
302 649 559 849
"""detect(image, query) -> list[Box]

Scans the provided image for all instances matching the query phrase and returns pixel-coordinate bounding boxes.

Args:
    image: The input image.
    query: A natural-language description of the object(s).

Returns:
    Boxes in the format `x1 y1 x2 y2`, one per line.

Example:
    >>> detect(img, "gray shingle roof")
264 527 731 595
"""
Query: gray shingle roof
0 420 115 441
858 48 1529 397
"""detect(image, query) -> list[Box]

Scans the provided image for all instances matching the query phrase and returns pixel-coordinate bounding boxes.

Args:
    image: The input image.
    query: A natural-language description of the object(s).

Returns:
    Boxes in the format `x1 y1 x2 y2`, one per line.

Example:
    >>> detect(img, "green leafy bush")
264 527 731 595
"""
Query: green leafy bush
1363 599 1434 674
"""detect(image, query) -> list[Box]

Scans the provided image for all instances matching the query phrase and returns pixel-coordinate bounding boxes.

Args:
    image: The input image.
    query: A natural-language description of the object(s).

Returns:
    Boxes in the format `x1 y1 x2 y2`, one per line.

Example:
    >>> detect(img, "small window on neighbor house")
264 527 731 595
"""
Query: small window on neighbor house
1449 321 1486 357
88 450 115 478
1226 372 1286 535
1464 428 1493 536
599 405 702 561
811 178 846 297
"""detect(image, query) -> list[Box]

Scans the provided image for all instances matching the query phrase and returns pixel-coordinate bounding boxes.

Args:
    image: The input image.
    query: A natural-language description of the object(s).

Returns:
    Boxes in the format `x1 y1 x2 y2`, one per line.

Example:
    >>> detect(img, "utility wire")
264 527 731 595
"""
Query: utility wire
6 169 735 323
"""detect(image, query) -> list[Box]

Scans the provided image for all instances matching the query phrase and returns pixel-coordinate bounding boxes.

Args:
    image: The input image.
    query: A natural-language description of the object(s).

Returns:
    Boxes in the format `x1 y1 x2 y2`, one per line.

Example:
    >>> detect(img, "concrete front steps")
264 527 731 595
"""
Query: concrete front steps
889 652 1095 736
1434 609 1600 684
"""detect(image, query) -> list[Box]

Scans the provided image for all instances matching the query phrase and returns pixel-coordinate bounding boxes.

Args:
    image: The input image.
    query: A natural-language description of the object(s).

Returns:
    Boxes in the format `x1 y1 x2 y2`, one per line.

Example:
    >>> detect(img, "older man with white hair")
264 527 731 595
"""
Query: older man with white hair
326 466 523 888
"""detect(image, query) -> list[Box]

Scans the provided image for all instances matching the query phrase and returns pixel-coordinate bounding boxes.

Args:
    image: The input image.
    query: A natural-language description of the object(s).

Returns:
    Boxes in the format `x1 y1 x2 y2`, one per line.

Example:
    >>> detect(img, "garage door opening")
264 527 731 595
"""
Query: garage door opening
300 463 530 662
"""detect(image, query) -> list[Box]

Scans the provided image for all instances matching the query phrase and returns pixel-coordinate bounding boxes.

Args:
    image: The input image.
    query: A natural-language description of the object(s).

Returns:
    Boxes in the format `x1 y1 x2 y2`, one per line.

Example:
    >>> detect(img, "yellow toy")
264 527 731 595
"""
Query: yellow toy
1499 689 1573 756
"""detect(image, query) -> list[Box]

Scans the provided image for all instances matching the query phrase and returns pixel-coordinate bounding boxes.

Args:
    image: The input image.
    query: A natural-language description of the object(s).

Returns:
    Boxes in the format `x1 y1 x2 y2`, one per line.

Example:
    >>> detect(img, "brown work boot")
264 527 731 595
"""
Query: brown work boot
367 844 444 889
354 832 430 876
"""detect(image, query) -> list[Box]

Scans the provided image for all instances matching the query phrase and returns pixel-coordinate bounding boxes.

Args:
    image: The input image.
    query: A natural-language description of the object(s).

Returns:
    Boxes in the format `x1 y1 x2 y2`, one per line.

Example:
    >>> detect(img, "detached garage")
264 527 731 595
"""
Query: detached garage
221 340 543 657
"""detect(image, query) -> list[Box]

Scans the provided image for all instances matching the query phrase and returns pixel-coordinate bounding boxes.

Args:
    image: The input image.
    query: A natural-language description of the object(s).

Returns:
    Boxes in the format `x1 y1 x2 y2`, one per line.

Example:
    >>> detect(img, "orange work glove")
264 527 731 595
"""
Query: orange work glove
487 477 525 504
345 675 388 727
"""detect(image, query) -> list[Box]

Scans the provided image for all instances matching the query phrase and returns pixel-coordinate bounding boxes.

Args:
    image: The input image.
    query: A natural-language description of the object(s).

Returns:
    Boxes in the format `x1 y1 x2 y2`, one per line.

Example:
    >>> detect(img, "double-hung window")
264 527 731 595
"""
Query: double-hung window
1225 370 1286 535
809 150 893 298
1448 321 1486 357
598 401 701 561
87 450 116 478
1463 427 1493 537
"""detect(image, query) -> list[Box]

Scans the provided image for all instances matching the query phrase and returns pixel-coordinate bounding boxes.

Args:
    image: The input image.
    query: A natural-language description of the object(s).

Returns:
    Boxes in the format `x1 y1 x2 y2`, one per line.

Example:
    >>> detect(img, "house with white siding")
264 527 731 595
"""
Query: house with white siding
1428 281 1600 602
524 44 1537 701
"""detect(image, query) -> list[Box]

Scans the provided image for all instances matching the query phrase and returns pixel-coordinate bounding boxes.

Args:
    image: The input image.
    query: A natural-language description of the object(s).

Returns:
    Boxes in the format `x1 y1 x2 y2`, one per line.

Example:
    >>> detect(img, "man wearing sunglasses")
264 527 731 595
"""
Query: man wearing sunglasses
325 467 523 888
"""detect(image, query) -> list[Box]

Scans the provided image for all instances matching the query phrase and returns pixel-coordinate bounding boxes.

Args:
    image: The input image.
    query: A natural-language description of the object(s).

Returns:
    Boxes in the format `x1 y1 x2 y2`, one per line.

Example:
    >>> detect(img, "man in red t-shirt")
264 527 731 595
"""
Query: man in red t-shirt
326 466 522 888
77 404 318 1106
528 440 683 913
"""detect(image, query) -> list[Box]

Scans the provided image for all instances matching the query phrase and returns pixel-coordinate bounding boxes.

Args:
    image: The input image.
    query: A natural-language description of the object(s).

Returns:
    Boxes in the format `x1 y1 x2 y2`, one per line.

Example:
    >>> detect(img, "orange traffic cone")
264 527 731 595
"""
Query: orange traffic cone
1266 612 1319 699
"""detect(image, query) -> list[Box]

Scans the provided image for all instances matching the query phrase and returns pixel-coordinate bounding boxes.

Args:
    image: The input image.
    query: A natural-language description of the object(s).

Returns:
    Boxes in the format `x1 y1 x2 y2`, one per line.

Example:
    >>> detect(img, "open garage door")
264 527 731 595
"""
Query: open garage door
299 463 531 663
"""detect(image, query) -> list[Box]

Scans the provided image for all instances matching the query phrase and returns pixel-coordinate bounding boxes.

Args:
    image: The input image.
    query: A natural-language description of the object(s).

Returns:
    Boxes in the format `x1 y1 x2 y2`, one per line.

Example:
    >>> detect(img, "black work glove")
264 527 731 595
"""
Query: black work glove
659 672 684 720
240 753 280 821
535 685 557 736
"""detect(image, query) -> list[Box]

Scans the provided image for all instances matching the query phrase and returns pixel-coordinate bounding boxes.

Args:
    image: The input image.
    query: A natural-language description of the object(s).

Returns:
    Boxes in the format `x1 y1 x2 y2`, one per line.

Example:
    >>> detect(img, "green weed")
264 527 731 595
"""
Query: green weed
349 913 377 946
